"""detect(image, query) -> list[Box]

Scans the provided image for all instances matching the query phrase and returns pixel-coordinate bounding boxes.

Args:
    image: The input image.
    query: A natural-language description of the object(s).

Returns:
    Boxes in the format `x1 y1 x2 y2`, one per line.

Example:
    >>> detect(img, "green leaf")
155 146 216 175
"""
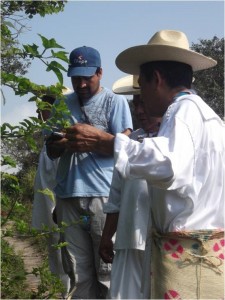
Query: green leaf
19 121 28 127
46 61 67 72
51 50 69 63
1 156 17 167
4 21 15 29
53 242 69 249
28 95 38 102
48 67 63 85
1 123 14 131
38 34 65 49
37 188 55 203
23 44 40 56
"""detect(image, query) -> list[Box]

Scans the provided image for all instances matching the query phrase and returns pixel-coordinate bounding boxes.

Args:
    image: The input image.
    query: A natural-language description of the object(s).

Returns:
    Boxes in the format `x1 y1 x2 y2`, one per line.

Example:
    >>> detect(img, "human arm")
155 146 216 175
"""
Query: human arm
99 212 119 263
114 100 203 190
99 165 122 263
64 123 131 156
45 124 131 158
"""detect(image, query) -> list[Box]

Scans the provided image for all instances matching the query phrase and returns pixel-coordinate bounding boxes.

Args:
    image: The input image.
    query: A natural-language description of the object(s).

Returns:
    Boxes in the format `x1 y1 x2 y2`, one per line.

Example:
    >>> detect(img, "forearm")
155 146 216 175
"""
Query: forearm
90 128 131 155
99 212 119 263
102 213 119 240
96 131 115 156
65 123 116 156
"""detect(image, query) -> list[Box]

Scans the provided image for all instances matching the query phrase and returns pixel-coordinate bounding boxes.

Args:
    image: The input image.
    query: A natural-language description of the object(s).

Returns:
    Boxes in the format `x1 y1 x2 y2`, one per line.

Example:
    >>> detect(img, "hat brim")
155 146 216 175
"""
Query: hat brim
67 66 97 77
112 75 140 95
62 87 72 95
116 44 217 74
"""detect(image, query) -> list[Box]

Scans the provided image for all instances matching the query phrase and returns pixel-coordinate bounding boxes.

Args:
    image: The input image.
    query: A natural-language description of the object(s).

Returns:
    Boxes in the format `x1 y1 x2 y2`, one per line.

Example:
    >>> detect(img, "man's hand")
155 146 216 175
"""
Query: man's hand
45 133 68 159
65 123 115 155
99 212 119 263
99 237 114 264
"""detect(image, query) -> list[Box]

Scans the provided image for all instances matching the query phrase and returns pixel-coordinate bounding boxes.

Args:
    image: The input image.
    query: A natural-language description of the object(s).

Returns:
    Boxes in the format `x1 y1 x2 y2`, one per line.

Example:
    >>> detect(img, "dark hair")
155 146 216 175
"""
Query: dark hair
41 95 56 105
140 61 193 89
95 67 101 75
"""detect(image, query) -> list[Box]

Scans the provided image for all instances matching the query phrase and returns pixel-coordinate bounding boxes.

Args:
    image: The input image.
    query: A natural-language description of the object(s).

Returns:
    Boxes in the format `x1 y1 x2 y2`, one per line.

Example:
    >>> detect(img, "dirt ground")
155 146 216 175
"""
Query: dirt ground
3 228 44 292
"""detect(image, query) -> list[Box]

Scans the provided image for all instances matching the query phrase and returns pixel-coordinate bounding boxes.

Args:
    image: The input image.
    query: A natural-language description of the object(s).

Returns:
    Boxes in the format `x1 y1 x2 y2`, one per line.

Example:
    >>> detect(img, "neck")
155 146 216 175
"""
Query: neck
168 87 191 104
173 86 190 94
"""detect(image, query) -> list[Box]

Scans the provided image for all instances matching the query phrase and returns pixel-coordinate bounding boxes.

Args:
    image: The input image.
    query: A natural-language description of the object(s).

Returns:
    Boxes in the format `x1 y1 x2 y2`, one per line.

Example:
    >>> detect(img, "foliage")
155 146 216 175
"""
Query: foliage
1 1 66 18
1 1 66 77
1 171 22 226
31 260 67 299
1 37 31 76
191 37 224 119
18 165 37 202
1 0 71 149
1 239 66 299
1 240 30 299
1 135 41 172
1 3 71 298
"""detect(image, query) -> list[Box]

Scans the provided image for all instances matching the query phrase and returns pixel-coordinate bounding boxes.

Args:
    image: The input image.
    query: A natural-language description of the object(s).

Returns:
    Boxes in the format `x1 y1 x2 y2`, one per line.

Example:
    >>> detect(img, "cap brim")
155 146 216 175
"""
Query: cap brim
115 45 217 74
67 66 97 77
112 75 140 95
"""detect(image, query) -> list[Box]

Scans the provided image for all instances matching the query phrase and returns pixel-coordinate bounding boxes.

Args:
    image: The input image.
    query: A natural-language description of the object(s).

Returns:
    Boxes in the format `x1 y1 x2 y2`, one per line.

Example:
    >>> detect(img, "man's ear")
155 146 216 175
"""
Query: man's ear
154 70 163 88
97 67 103 79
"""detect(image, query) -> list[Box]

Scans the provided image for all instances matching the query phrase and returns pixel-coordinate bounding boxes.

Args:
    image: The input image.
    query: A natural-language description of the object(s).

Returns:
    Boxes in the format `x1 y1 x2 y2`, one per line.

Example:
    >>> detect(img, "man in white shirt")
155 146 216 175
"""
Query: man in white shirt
32 90 71 298
113 30 225 299
99 75 161 299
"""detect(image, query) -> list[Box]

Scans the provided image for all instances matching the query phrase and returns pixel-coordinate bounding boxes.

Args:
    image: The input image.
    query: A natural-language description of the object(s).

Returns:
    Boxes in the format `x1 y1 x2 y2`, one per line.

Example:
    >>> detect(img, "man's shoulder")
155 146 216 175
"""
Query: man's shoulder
65 92 76 101
54 92 76 104
101 87 127 101
176 94 221 122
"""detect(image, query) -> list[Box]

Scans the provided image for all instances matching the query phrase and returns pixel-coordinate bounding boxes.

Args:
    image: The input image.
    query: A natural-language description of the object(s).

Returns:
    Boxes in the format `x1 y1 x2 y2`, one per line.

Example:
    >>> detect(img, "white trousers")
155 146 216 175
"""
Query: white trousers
109 249 149 299
56 197 111 299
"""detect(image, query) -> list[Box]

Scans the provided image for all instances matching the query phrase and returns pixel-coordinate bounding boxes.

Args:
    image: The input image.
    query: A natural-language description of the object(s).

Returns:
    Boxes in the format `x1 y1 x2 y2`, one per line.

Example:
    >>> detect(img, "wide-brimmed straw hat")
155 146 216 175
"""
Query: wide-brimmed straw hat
112 75 140 95
62 87 72 95
116 30 217 74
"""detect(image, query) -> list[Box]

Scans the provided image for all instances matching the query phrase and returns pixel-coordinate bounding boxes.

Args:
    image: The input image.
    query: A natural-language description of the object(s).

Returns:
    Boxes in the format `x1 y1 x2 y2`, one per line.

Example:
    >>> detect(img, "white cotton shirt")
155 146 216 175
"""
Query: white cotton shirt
114 94 225 232
32 145 58 229
104 128 151 250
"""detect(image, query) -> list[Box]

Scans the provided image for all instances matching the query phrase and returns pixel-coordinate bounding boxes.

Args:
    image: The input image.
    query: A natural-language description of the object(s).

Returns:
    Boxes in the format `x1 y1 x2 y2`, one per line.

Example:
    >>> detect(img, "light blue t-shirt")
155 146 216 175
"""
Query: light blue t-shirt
54 87 133 198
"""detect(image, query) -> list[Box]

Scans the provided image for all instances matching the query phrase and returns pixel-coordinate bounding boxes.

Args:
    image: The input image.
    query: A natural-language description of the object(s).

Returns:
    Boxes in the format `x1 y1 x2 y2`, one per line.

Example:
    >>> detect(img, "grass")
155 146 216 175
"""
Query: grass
1 166 66 299
1 239 32 299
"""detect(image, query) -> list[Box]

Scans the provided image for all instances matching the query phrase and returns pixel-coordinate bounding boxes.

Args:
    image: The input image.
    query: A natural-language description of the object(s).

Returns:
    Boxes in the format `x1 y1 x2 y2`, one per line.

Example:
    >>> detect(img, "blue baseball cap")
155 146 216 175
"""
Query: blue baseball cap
67 46 101 77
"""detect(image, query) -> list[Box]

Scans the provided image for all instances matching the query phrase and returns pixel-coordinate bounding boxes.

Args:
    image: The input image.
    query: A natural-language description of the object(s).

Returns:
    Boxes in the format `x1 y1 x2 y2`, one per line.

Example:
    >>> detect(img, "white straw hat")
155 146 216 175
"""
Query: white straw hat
112 75 140 95
116 30 217 74
62 87 72 95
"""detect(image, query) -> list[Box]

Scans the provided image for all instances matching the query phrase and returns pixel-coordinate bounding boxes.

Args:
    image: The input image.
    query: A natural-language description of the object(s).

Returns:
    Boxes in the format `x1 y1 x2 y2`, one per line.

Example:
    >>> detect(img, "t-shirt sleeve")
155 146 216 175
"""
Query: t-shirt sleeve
109 94 133 134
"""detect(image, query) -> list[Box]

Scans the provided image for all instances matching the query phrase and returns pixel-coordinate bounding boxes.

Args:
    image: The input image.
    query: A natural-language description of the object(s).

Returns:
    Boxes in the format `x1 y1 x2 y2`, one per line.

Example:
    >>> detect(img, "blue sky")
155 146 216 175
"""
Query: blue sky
1 0 224 125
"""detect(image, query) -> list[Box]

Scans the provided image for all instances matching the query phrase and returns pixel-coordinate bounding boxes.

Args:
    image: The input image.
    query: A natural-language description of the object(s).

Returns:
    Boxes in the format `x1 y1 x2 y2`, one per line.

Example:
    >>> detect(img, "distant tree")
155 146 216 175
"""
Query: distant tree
1 30 31 76
1 0 70 178
1 0 71 146
2 1 66 18
1 1 66 77
191 37 224 119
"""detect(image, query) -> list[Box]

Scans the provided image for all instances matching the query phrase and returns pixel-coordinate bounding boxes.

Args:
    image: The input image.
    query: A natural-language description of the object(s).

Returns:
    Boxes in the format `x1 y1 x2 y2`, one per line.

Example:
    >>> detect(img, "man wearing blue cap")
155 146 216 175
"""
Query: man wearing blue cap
46 46 133 299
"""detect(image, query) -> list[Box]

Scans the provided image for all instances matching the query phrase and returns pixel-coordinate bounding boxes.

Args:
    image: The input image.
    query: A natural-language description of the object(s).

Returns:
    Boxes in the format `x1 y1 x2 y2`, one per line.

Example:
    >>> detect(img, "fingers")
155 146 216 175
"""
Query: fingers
99 239 114 264
99 249 114 264
66 123 92 134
